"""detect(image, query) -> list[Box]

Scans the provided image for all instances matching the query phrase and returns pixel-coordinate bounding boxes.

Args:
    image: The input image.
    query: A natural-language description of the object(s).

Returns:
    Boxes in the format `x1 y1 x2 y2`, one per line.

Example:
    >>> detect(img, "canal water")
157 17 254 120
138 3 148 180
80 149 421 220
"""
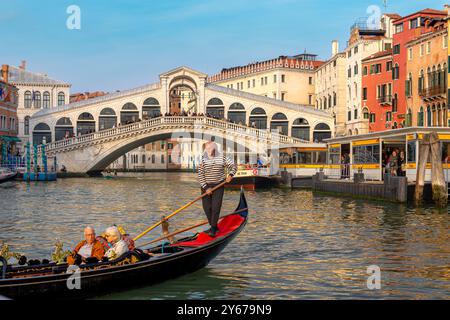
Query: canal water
0 172 449 299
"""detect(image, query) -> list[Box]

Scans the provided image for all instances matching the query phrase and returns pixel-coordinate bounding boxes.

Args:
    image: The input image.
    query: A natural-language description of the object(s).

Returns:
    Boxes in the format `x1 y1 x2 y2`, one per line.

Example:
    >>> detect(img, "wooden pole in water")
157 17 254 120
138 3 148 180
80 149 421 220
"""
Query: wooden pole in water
415 133 430 206
429 132 447 208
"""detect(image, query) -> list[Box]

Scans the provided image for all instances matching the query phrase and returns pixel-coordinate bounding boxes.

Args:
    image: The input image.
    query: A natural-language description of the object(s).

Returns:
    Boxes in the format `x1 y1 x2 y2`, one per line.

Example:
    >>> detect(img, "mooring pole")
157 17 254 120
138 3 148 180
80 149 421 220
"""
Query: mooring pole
415 133 430 206
430 132 447 208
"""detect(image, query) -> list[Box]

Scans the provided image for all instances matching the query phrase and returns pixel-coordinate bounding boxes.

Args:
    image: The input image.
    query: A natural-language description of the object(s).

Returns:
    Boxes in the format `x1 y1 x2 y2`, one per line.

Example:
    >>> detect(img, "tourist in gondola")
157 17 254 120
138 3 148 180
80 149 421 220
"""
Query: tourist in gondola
104 226 128 260
67 226 105 265
198 141 237 237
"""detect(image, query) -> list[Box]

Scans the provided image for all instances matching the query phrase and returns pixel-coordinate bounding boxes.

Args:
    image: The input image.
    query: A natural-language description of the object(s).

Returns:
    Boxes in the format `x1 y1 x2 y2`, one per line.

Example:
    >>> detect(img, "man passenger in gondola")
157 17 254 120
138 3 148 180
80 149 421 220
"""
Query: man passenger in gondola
198 141 237 237
67 226 105 265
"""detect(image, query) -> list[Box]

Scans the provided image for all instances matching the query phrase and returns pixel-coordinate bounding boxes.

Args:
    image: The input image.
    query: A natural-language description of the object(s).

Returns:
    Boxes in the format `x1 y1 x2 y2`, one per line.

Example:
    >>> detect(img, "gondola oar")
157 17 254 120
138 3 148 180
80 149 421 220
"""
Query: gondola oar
133 181 228 241
139 207 248 247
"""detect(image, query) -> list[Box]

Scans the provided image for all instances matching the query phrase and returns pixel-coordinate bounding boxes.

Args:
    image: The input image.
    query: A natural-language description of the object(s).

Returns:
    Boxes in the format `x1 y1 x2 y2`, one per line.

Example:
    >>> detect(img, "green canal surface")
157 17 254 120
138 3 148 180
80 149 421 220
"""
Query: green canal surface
0 172 449 299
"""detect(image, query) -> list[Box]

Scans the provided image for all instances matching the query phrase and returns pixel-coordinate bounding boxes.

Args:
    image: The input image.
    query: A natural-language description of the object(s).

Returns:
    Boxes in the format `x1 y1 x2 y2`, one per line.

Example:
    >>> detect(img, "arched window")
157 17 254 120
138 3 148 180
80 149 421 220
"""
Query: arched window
34 91 41 109
418 107 424 127
427 106 432 127
206 98 225 119
121 102 139 124
227 103 246 124
406 108 412 127
291 118 310 141
32 123 52 145
57 92 65 106
43 91 51 109
363 107 369 120
77 112 95 136
24 116 30 135
24 91 32 108
249 107 267 129
55 117 74 141
99 108 117 130
313 123 332 142
270 113 288 135
142 97 161 119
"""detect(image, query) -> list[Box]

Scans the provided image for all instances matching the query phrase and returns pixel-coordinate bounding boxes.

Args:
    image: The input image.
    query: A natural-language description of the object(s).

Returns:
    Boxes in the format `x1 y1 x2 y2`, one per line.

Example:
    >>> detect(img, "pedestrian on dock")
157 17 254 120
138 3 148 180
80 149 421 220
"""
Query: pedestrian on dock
198 141 237 237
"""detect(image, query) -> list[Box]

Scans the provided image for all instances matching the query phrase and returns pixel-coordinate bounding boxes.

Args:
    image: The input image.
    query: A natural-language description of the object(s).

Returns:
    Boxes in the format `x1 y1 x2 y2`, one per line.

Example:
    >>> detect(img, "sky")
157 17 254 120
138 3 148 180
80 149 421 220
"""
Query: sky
1 0 448 92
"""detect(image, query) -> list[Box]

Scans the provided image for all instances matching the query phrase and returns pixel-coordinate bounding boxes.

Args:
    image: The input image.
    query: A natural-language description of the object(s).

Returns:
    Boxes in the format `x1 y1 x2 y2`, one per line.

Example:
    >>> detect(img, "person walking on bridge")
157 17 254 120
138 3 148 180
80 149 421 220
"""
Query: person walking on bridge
198 141 237 237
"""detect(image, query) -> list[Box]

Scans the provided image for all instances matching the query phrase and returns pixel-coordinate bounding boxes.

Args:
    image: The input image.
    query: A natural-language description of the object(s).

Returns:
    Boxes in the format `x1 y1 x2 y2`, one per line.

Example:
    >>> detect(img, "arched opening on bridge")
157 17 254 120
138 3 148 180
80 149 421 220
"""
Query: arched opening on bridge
55 117 74 141
121 103 139 124
249 107 267 129
142 98 161 120
99 108 117 130
270 113 288 135
291 118 310 141
228 103 246 124
32 123 52 145
169 84 197 115
206 98 225 119
313 123 332 142
77 112 96 136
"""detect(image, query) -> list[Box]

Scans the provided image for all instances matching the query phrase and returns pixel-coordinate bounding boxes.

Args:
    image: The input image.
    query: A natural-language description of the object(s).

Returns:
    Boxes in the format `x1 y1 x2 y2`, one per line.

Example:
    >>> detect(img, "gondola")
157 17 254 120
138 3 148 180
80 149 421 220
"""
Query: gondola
0 169 17 184
0 190 248 300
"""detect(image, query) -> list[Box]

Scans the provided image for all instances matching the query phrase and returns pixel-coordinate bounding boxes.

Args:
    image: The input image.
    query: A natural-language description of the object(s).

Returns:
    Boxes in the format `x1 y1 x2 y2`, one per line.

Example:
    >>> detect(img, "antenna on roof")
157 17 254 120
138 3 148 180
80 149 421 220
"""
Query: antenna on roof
383 0 388 11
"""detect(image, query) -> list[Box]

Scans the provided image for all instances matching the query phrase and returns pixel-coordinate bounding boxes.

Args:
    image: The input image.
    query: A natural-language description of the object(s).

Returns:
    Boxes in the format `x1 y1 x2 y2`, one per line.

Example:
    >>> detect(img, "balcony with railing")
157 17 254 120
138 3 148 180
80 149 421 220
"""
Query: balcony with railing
419 86 446 100
378 95 392 105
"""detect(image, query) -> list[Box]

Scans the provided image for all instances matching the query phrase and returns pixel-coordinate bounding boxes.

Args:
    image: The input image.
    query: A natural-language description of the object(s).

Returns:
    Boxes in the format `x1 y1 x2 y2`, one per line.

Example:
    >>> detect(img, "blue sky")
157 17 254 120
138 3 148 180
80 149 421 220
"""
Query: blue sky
1 0 447 92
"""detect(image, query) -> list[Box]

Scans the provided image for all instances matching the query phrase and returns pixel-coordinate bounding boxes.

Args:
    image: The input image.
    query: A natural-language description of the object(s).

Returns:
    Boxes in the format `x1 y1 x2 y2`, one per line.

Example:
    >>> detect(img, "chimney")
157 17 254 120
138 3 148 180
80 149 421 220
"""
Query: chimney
332 40 339 56
19 60 27 70
1 65 9 82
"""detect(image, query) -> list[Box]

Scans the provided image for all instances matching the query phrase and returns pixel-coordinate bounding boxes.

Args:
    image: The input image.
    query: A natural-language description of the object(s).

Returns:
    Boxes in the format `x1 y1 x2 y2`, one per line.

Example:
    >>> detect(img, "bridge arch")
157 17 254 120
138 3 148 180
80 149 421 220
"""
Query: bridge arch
99 108 117 130
33 123 52 145
77 112 96 136
249 107 267 129
55 117 74 141
270 112 288 135
121 103 139 124
227 103 246 124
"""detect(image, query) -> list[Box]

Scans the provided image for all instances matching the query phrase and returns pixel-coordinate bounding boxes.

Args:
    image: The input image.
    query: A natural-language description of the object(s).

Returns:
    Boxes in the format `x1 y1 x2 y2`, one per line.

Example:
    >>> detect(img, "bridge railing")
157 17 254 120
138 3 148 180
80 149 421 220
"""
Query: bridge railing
42 116 309 153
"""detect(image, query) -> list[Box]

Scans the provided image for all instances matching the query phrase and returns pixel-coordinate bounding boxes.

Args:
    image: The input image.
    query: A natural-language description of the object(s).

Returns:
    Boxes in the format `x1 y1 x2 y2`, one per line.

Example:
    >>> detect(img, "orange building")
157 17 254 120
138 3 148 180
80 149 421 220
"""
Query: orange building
405 17 448 127
0 66 19 163
362 50 394 132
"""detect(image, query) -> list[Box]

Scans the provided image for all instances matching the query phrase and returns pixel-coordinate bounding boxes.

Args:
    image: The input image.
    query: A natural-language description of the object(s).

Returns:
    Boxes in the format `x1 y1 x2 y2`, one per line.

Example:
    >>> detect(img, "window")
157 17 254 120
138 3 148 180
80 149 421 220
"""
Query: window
151 155 155 164
395 23 404 34
24 116 30 135
161 155 165 164
264 76 268 85
309 77 313 85
420 44 425 56
354 46 359 54
363 87 368 100
273 75 277 83
281 93 285 101
353 145 380 164
281 74 285 83
260 78 264 85
354 63 358 75
43 91 50 108
348 68 352 78
363 66 368 76
375 64 381 73
348 110 351 121
444 35 448 49
426 42 431 54
386 111 392 121
58 92 65 106
393 44 400 55
392 64 400 80
247 80 250 88
410 18 419 29
386 61 392 72
24 91 32 108
408 48 413 60
370 113 376 123
354 109 358 119
308 95 312 105
252 79 256 87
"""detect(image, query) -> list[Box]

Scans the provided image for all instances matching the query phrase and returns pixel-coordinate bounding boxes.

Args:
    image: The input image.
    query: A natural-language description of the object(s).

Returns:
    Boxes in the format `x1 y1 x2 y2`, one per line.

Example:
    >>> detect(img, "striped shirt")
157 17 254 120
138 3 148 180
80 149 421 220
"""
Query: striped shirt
198 153 237 189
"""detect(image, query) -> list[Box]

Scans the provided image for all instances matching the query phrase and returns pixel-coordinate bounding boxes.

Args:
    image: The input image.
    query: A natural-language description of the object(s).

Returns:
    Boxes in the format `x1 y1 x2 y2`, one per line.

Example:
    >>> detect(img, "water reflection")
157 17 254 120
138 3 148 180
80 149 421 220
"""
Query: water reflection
0 172 449 299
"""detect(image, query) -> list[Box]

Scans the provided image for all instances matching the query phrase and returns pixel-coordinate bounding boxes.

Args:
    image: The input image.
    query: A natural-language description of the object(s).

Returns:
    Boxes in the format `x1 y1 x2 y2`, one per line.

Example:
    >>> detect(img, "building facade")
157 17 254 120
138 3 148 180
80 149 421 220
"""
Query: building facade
208 53 323 106
362 50 393 132
405 17 448 127
391 9 447 128
344 14 397 136
0 67 19 163
315 41 347 136
2 63 71 150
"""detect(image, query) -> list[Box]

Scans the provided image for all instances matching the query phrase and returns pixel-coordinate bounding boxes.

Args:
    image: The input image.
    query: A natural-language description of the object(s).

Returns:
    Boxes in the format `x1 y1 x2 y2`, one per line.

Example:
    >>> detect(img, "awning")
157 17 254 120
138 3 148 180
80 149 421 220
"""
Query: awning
0 135 21 143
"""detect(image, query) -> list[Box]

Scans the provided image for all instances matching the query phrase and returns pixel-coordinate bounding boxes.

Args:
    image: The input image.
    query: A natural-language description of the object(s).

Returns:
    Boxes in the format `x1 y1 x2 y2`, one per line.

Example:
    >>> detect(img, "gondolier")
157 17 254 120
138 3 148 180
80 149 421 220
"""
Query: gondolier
198 141 237 237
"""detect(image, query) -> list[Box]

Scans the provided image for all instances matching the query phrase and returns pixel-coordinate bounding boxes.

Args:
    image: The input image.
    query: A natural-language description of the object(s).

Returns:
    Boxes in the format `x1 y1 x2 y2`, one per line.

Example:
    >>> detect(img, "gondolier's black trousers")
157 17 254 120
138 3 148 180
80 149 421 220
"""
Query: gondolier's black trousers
201 182 225 229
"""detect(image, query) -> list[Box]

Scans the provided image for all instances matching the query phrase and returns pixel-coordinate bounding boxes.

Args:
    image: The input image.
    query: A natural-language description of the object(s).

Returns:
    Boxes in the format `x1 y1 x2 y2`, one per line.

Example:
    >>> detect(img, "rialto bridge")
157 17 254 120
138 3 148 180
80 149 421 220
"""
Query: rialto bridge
29 66 333 174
